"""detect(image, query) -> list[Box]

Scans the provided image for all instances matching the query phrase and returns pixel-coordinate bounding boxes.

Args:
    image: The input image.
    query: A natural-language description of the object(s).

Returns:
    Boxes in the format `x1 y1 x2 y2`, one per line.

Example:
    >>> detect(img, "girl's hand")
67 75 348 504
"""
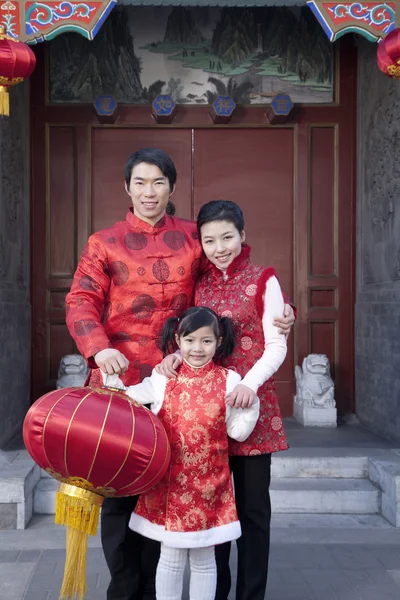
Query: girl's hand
274 303 295 338
155 354 183 378
102 372 125 390
225 384 256 409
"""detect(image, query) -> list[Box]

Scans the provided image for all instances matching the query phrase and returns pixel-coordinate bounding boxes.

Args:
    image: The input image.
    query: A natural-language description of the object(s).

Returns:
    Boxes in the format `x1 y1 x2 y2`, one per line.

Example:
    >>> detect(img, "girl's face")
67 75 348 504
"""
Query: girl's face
200 220 245 271
175 326 220 368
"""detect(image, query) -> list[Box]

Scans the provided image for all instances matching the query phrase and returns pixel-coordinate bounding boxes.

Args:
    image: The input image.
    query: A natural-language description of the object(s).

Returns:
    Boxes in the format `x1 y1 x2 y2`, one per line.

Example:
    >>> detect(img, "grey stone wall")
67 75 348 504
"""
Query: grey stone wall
0 81 31 448
356 40 400 441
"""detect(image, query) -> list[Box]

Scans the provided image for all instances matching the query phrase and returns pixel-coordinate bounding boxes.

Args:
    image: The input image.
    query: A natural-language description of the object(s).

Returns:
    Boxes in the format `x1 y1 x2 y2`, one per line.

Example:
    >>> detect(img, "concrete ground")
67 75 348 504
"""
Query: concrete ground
2 513 400 600
2 419 400 600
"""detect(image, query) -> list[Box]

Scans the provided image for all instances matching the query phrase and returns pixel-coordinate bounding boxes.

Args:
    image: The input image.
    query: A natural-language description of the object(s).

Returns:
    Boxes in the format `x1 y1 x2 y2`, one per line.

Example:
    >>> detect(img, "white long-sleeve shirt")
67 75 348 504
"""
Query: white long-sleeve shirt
103 368 260 442
240 275 287 393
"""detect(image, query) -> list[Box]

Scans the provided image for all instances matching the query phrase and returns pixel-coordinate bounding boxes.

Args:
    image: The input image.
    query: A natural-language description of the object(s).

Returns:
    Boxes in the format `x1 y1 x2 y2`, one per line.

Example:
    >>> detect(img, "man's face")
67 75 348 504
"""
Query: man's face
126 162 173 226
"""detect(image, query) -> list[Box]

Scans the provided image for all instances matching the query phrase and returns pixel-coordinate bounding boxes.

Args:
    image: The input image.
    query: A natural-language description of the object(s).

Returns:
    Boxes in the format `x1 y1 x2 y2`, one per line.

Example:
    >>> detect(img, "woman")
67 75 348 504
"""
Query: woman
159 200 292 600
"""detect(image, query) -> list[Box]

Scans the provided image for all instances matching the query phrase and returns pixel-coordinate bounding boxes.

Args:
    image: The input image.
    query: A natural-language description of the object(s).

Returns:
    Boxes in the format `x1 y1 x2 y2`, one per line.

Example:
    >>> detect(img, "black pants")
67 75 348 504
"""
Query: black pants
215 454 272 600
101 496 160 600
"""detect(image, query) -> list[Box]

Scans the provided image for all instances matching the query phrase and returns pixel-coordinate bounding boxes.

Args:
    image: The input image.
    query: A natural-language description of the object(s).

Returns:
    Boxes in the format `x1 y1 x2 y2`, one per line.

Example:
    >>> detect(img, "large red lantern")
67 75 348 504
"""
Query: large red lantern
0 25 36 116
23 386 170 600
377 28 400 78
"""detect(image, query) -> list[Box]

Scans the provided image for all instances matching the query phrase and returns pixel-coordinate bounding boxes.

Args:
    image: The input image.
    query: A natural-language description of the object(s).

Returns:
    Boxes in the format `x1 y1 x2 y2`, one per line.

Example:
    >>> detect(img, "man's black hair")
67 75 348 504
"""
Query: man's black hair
124 148 177 193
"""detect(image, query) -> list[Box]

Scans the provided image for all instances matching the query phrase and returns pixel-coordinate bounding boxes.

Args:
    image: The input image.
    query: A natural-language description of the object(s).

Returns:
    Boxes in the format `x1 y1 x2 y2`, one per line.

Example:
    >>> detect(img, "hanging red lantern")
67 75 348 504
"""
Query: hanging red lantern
0 25 36 116
23 385 170 600
377 27 400 78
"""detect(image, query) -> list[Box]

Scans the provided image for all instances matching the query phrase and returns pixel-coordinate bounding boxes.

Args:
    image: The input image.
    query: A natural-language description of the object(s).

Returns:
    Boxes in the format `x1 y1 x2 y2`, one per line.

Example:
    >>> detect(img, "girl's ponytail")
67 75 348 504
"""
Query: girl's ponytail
161 317 179 356
216 316 235 360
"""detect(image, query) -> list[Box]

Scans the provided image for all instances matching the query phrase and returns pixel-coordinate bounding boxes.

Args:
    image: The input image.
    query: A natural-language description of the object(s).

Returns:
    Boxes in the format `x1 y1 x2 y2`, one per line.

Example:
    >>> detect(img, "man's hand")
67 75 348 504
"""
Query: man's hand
155 354 183 378
274 303 295 338
225 384 256 409
94 349 129 375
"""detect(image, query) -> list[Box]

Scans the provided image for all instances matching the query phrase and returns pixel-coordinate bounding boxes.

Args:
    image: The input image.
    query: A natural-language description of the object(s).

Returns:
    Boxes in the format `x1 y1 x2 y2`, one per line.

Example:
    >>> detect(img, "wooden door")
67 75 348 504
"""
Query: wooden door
31 127 193 399
31 40 356 416
193 129 295 409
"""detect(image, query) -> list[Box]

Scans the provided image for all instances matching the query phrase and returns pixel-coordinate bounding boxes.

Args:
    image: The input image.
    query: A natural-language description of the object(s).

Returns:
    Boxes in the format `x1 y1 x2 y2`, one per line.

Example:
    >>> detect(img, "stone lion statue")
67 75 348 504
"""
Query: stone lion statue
56 354 89 389
294 354 335 408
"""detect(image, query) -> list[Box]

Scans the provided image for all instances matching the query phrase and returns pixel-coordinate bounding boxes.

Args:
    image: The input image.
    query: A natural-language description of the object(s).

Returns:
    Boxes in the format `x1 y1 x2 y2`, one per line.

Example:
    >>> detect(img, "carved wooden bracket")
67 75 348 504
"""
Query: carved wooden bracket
209 95 236 124
266 93 293 125
94 95 119 123
307 1 396 42
152 94 176 124
0 0 117 44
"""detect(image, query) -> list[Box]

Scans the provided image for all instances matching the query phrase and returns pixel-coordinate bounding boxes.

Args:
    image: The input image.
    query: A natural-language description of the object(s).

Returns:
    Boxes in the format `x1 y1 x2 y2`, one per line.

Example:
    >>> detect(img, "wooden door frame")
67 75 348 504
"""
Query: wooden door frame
30 38 356 412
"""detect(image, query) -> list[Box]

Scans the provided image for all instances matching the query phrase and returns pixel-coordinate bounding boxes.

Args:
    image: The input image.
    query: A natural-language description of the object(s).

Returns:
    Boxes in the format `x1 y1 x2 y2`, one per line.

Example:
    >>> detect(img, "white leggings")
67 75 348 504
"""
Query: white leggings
155 543 217 600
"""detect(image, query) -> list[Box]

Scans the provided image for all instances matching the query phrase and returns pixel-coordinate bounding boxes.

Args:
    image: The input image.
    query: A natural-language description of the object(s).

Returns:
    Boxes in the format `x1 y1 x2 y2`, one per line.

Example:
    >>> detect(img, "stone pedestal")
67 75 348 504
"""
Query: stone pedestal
293 402 337 428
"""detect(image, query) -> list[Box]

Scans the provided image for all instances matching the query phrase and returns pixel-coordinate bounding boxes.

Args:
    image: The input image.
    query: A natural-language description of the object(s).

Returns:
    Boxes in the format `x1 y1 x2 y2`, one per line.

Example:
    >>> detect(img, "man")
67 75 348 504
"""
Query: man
66 147 294 600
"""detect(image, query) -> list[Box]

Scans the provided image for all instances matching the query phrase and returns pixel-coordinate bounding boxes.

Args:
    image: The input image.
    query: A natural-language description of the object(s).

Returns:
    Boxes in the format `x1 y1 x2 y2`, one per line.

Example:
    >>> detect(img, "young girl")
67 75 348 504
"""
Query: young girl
103 306 260 600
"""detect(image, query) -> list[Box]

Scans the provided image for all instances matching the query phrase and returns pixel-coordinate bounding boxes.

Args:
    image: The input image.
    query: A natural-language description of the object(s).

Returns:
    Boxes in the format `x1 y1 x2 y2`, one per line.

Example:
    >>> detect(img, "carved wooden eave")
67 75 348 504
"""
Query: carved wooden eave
0 0 397 45
307 1 397 42
0 0 117 43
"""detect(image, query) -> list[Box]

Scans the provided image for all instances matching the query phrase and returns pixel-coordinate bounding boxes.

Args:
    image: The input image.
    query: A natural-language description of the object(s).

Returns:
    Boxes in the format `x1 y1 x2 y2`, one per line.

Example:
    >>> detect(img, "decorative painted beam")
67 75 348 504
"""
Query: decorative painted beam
307 1 396 42
1 1 397 45
0 0 117 43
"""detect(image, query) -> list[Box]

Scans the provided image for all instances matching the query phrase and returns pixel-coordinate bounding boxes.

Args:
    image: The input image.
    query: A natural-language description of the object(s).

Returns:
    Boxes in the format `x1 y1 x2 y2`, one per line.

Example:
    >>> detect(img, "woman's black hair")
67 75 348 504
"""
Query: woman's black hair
161 306 235 361
197 200 245 238
124 148 177 193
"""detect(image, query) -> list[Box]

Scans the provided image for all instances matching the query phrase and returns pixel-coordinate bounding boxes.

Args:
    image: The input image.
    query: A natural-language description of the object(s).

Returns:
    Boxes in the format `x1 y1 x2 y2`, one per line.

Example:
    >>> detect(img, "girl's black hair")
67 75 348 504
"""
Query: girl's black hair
161 306 235 361
197 200 245 238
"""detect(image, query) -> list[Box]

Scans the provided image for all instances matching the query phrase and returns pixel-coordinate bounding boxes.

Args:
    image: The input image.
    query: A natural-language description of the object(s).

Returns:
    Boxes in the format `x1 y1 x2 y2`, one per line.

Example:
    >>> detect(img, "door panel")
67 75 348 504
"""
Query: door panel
91 129 193 234
32 126 193 398
193 129 295 414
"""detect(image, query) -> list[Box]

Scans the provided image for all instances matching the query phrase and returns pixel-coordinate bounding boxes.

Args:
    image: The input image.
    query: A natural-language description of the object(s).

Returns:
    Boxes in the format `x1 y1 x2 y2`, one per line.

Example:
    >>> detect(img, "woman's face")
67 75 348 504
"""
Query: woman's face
200 220 245 271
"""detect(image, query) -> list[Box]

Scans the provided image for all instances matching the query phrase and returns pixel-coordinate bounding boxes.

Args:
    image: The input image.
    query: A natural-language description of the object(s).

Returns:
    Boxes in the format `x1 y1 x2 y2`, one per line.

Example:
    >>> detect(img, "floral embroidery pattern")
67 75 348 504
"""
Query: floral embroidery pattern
135 362 238 532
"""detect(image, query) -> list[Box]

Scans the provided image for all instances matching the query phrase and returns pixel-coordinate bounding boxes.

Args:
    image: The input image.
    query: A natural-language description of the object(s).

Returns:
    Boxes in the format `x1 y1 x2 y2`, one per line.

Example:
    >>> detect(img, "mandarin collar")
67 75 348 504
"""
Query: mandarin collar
178 359 215 379
209 244 252 281
125 208 167 234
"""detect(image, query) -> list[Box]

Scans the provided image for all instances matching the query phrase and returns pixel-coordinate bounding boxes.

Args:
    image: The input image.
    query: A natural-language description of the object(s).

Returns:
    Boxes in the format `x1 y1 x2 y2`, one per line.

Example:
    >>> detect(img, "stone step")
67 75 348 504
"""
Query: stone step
271 454 368 478
270 513 392 529
270 478 381 514
0 451 41 529
34 478 58 515
35 477 381 516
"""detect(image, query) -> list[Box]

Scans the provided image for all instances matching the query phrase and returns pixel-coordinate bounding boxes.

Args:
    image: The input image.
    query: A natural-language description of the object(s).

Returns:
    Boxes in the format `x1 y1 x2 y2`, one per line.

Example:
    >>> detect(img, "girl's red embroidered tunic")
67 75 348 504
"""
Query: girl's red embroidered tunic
107 361 259 548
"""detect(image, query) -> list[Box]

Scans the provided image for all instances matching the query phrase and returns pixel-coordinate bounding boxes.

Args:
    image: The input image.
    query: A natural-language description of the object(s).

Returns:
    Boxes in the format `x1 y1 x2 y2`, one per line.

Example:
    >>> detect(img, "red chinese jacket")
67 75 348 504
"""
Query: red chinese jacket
66 210 202 386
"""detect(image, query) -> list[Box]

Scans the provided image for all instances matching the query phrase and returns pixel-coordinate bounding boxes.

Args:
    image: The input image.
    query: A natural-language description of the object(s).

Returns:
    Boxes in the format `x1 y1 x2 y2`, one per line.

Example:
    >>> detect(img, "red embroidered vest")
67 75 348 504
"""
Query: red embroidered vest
194 245 288 456
135 361 238 532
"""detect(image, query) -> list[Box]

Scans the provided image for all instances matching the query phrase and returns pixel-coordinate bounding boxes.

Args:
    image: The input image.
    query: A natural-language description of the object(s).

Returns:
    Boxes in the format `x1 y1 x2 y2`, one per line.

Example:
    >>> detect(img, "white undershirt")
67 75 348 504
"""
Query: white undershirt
239 275 287 393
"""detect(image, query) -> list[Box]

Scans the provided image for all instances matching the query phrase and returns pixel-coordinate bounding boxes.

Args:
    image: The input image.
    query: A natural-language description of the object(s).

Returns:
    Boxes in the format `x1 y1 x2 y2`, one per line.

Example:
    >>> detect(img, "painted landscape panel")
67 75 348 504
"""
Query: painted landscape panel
49 6 333 104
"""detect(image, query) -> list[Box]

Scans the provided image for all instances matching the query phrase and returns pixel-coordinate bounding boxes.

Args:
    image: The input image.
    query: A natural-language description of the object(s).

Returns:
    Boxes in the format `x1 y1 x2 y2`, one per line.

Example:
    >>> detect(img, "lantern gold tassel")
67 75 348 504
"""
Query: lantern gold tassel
55 483 103 600
0 86 9 116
